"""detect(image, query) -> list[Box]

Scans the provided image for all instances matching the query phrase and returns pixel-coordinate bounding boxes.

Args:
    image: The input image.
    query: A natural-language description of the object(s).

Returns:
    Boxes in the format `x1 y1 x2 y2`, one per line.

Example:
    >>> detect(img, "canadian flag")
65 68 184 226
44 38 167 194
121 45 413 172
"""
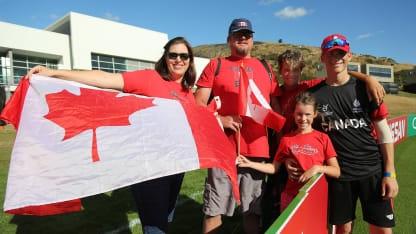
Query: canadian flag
238 22 248 27
238 65 286 132
0 75 239 215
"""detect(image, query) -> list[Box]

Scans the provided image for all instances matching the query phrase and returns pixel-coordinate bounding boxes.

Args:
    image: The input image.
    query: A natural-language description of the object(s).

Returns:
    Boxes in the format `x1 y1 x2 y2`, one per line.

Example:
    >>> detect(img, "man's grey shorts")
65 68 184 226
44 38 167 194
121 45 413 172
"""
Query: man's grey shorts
202 158 266 217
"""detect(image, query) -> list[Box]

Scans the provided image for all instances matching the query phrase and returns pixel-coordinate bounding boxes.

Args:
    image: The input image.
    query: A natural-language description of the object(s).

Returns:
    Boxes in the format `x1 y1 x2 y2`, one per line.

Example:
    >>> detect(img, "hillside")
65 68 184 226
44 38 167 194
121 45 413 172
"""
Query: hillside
193 41 415 84
384 92 416 118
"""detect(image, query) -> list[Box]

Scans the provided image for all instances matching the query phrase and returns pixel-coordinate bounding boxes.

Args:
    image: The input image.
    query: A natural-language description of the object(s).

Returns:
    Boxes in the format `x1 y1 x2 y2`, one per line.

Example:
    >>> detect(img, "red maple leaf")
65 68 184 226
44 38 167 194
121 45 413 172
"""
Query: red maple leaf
44 88 156 162
249 90 263 106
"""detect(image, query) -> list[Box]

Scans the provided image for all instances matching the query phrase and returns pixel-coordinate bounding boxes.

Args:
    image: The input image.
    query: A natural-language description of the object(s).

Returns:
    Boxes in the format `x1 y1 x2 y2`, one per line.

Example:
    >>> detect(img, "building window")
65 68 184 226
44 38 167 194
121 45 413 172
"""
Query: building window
91 54 154 73
369 66 392 78
0 54 6 85
348 64 359 72
12 54 58 84
0 54 12 85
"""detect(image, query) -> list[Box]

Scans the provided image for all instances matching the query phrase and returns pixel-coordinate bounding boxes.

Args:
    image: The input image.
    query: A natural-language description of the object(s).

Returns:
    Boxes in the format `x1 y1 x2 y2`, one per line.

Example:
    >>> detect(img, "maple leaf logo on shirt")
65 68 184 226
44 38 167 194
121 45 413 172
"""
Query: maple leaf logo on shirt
44 88 156 162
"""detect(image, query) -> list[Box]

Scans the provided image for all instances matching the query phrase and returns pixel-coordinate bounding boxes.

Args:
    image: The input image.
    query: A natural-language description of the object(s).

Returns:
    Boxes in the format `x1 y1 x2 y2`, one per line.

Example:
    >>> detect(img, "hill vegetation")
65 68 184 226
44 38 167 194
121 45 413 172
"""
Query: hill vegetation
193 41 416 85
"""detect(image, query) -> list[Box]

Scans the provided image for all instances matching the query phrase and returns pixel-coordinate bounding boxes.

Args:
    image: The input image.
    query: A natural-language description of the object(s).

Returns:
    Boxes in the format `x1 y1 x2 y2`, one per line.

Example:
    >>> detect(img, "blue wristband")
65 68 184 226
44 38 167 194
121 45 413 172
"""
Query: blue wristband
384 172 396 178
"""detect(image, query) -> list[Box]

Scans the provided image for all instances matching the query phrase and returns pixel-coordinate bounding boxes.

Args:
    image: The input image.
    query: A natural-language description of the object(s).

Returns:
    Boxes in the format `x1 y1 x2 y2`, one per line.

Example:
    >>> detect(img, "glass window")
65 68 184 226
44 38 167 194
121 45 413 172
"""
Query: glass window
28 62 42 68
101 68 114 73
99 62 113 69
369 66 391 78
13 61 27 68
13 54 27 61
0 55 10 85
114 57 125 64
99 55 113 63
0 57 3 84
348 64 359 72
13 76 23 84
14 68 28 77
0 75 5 84
127 60 139 66
12 54 58 85
47 63 57 69
127 64 140 71
114 63 127 71
29 56 46 64
91 53 155 73
13 67 27 84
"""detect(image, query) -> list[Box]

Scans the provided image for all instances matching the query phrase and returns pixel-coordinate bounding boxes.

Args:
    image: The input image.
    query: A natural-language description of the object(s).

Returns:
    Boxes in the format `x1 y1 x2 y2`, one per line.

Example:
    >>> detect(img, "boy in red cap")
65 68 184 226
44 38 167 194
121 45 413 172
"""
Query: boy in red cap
298 34 399 233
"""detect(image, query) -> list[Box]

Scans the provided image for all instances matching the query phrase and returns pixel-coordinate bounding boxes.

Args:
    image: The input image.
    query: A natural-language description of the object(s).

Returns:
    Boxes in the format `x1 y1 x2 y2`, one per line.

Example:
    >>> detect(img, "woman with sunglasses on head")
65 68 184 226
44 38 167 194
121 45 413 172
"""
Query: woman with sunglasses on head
28 37 196 234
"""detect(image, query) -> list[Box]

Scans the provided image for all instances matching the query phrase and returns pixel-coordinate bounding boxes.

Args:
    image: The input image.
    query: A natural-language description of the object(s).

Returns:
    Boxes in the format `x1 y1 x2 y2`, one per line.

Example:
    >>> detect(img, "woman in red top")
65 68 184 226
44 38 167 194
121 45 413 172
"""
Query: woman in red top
28 37 197 234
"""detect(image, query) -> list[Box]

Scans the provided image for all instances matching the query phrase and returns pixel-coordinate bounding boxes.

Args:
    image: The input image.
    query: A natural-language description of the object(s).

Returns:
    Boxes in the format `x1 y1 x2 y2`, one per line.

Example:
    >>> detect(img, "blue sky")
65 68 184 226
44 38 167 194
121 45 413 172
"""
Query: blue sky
2 0 415 65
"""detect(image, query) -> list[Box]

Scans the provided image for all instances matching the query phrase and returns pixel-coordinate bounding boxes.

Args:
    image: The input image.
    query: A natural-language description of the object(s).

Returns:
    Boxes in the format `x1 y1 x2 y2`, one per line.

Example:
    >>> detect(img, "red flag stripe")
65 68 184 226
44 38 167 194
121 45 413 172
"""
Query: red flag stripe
238 68 286 132
0 77 30 130
1 78 83 216
238 66 249 116
180 102 240 203
5 199 82 216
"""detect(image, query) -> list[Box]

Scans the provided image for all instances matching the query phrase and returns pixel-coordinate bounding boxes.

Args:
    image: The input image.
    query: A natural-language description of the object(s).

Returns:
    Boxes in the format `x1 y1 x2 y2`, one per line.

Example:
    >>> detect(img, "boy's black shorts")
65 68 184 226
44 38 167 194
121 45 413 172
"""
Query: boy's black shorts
328 172 395 227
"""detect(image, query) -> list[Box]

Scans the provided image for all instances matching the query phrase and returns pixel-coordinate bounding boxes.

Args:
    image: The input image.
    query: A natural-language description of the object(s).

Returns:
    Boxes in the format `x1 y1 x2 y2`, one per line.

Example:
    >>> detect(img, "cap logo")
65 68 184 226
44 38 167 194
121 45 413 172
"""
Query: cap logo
238 22 247 27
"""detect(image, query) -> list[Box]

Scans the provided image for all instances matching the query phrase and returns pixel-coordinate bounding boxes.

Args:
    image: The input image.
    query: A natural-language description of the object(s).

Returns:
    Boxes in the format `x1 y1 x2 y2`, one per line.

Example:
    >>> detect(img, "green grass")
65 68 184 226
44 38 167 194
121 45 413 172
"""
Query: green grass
397 91 416 98
351 135 416 233
1 125 416 233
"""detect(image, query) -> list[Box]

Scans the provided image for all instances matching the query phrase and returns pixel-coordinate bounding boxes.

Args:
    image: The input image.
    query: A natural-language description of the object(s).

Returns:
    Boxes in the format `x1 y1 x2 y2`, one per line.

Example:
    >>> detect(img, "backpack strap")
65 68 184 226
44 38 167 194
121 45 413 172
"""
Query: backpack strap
257 58 273 84
214 58 221 77
208 58 221 104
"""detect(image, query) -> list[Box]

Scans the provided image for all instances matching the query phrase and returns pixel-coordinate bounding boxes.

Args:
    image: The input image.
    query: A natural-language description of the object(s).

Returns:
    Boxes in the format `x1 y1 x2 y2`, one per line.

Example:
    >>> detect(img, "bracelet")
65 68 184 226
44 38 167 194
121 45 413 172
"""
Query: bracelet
384 172 396 178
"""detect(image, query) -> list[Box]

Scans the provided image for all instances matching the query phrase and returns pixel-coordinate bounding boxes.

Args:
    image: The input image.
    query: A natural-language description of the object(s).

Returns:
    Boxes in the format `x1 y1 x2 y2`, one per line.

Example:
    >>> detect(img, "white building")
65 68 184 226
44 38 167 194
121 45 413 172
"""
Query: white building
0 12 209 97
361 63 394 83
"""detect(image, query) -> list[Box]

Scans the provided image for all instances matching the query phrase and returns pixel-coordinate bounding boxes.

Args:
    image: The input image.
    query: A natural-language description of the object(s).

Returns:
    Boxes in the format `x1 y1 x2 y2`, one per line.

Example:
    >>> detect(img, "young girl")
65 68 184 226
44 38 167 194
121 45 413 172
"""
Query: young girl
237 91 340 212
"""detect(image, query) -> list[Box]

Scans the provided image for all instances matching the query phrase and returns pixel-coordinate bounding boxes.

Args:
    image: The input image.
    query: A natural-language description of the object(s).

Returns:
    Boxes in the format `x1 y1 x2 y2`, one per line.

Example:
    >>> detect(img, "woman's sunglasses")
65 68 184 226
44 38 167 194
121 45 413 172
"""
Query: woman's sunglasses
168 52 190 60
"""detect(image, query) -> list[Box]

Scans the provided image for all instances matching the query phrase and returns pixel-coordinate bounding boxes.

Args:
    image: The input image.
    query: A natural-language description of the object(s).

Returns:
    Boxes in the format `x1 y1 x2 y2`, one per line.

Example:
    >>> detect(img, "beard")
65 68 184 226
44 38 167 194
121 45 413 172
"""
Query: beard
235 46 249 57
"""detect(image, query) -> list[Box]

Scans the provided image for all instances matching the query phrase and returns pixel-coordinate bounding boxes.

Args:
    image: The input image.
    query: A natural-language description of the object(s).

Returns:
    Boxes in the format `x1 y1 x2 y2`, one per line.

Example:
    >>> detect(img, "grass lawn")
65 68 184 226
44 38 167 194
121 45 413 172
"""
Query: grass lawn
384 92 416 118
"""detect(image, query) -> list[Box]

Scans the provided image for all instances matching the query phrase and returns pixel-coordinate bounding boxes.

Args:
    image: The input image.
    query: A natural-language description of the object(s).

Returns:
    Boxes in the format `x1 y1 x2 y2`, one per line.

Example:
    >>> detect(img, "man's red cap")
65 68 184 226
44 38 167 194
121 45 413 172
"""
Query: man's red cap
321 34 350 55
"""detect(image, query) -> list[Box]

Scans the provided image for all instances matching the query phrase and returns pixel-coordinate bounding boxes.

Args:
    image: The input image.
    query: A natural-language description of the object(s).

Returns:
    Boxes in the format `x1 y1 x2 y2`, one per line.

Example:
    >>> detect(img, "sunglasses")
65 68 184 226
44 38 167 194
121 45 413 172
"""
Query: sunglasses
232 31 253 39
167 52 190 60
322 38 349 49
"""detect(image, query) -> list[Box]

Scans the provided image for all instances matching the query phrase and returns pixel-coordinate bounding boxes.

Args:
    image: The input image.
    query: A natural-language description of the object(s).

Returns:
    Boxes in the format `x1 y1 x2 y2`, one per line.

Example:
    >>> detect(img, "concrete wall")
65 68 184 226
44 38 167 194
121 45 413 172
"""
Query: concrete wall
194 57 210 83
0 21 71 68
47 12 168 70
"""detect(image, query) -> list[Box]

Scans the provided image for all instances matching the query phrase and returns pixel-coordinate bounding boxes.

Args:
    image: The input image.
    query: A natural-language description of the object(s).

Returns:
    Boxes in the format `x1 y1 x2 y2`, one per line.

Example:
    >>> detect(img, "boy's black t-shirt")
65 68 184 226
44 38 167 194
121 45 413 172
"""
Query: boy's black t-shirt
308 76 384 181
